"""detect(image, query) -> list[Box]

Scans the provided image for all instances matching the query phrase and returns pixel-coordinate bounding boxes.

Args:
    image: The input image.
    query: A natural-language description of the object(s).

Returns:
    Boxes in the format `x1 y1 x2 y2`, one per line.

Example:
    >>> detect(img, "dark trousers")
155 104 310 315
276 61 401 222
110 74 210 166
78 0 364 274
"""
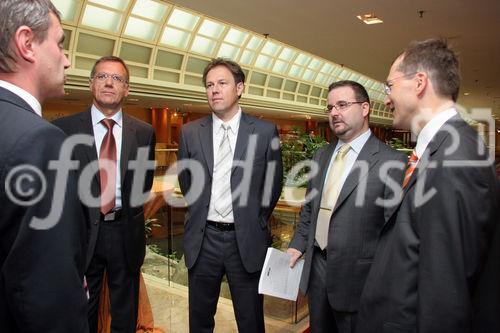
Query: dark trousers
87 220 140 333
308 248 357 333
188 223 264 333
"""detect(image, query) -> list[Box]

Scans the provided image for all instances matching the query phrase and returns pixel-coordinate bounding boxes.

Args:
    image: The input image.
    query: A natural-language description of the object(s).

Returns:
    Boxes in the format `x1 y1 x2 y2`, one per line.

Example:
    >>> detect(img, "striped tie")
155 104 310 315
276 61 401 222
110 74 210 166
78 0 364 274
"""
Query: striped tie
213 124 233 218
402 150 418 189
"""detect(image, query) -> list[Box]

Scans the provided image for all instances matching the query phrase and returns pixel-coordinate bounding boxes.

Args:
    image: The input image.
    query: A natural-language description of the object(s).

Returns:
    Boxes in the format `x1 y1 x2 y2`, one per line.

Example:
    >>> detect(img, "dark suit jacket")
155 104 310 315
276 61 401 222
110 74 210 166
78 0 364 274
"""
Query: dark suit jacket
53 109 156 272
0 87 88 332
177 112 283 273
289 133 406 312
357 115 499 333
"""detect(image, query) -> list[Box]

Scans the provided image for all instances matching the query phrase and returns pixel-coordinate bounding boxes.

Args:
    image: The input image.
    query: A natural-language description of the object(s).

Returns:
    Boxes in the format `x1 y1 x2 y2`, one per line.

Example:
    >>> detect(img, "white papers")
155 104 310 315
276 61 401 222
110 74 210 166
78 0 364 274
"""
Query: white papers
258 247 304 301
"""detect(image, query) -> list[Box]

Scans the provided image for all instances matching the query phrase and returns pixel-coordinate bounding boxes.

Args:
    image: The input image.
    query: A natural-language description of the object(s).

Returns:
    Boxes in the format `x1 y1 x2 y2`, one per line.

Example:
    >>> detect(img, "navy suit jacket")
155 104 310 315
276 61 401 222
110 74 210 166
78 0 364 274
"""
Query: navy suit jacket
0 87 88 332
357 115 499 333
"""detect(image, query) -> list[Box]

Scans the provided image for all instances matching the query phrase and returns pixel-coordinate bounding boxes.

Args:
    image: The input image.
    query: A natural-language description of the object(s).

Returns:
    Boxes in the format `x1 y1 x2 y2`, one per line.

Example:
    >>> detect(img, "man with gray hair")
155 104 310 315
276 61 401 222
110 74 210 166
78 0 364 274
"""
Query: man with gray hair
0 0 88 331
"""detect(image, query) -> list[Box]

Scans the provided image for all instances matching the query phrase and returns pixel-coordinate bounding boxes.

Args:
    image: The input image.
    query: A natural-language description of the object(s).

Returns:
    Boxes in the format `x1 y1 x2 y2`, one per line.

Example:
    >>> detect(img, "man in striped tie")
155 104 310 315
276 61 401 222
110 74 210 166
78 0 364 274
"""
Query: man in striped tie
177 58 283 332
357 38 499 333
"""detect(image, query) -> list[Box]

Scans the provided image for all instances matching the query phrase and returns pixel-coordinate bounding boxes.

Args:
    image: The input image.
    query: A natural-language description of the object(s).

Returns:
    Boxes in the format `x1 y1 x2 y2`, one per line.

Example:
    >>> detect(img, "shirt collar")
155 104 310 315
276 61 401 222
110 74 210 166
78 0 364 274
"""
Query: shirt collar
91 104 123 128
0 80 42 117
415 107 457 158
212 107 242 135
335 129 372 154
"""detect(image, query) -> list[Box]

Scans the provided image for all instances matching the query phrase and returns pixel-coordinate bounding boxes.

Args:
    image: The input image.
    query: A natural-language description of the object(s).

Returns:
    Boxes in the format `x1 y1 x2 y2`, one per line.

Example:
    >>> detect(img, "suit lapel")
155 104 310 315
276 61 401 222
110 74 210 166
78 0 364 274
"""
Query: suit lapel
80 110 100 186
333 134 380 213
0 87 37 115
120 114 137 187
232 113 255 177
382 115 463 227
198 116 214 176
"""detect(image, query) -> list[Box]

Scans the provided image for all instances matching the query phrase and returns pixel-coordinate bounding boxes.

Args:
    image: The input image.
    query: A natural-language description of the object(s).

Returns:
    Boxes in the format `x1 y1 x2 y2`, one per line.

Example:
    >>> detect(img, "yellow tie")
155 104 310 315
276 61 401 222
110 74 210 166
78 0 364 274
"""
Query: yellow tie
315 144 351 250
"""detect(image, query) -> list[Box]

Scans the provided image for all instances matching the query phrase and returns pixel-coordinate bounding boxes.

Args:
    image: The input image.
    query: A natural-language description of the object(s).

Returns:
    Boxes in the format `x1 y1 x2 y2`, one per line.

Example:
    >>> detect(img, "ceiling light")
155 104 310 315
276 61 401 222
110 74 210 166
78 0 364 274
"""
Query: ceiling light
357 13 384 25
463 92 470 96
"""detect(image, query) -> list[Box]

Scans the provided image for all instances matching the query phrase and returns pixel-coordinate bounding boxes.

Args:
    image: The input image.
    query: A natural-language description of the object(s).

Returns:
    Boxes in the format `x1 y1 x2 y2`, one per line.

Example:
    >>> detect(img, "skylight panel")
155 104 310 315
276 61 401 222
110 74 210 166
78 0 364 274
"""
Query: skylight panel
160 27 191 49
131 0 168 21
198 19 225 38
82 5 122 32
168 9 199 31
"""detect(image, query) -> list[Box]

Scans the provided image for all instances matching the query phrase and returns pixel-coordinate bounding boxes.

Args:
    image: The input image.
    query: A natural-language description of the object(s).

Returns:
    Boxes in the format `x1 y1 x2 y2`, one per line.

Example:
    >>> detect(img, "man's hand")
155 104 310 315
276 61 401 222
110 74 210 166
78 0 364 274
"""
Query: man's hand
287 248 302 268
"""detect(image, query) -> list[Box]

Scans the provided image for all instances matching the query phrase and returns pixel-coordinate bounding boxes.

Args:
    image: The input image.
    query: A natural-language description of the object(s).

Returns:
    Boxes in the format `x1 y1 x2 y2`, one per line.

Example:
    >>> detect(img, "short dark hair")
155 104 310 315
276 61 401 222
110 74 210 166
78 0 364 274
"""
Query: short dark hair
90 56 130 83
328 80 370 105
398 38 460 102
202 58 245 87
0 0 60 72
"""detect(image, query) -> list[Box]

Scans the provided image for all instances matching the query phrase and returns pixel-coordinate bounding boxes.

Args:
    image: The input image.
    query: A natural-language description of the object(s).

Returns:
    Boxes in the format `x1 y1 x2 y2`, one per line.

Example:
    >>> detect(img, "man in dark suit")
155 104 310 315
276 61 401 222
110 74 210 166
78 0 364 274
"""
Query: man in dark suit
287 81 406 333
0 0 88 331
177 58 283 332
53 56 156 333
357 39 499 333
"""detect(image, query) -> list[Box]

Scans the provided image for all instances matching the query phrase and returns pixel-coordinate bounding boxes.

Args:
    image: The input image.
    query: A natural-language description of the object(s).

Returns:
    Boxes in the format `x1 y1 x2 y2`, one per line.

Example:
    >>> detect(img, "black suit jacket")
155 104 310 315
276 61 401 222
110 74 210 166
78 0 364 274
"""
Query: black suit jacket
53 109 156 272
177 112 283 273
289 133 406 311
0 87 88 332
357 114 499 333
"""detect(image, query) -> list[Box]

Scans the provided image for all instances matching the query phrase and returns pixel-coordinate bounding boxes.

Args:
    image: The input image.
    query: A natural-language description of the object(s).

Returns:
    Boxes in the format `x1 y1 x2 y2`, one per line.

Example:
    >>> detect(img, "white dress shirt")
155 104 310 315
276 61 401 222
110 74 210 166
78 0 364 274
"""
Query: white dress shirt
414 107 457 159
0 80 42 117
207 109 242 223
324 129 372 194
91 105 123 209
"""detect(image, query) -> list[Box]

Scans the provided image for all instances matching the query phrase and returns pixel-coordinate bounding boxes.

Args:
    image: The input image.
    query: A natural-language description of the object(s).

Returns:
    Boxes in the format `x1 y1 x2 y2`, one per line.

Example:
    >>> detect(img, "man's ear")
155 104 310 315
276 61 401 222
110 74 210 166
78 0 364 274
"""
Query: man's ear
236 81 244 98
13 26 36 64
415 72 428 96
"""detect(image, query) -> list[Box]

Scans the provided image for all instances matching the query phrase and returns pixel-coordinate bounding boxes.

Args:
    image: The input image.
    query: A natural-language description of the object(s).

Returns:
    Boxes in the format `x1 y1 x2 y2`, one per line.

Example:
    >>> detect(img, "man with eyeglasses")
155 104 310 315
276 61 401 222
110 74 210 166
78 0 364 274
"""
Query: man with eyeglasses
287 80 406 333
54 56 156 332
357 39 499 333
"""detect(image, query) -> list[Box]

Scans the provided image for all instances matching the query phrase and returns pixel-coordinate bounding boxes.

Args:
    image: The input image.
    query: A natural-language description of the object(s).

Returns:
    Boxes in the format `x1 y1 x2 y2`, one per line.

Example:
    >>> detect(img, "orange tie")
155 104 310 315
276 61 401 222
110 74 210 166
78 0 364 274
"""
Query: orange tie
402 150 418 189
99 119 116 214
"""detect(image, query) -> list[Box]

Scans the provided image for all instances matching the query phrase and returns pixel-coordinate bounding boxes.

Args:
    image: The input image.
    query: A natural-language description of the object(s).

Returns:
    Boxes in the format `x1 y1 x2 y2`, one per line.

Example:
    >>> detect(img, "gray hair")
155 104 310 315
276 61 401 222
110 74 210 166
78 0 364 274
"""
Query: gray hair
0 0 61 72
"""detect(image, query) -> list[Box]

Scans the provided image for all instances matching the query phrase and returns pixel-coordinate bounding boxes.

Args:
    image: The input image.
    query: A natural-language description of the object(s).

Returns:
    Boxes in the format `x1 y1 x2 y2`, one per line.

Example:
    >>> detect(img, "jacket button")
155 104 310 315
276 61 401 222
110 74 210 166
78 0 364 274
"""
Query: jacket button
201 228 204 233
94 219 99 225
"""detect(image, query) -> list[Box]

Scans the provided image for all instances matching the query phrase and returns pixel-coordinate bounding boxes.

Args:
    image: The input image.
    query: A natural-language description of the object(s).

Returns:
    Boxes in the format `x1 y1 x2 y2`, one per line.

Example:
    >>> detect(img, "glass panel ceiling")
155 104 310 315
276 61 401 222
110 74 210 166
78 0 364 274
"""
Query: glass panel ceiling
225 28 248 46
52 0 79 22
132 0 168 21
82 5 122 32
168 8 199 31
198 19 225 39
66 0 388 105
125 17 158 40
89 0 130 11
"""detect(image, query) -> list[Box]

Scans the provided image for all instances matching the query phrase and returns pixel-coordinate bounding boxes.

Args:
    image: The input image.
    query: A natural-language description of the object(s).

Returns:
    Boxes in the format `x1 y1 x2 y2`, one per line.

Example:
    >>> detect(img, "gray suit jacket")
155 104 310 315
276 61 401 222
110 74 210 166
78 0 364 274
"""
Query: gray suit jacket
0 87 88 332
177 112 283 273
357 115 499 333
289 133 406 312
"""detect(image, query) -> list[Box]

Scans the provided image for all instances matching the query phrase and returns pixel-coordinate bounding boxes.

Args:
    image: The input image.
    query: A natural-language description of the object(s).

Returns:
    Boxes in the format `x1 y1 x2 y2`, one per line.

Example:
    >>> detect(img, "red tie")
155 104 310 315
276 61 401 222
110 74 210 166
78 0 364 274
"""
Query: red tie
402 150 418 189
99 119 116 214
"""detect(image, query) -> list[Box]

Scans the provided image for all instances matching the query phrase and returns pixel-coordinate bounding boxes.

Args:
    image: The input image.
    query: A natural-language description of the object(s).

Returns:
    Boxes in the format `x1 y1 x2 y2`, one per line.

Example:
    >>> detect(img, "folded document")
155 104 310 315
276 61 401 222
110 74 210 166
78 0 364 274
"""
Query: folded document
258 247 304 301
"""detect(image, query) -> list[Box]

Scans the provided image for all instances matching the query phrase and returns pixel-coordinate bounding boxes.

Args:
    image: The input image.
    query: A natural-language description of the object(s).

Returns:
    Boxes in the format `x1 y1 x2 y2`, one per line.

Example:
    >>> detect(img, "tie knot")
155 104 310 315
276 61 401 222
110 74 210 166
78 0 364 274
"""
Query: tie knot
101 118 115 131
338 144 351 157
409 150 418 163
221 123 231 132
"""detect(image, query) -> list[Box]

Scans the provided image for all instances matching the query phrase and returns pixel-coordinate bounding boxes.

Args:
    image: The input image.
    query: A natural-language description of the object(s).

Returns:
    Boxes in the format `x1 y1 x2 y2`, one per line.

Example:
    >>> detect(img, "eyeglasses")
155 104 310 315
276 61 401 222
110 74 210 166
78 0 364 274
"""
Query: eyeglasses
92 72 128 84
324 101 365 113
384 72 417 95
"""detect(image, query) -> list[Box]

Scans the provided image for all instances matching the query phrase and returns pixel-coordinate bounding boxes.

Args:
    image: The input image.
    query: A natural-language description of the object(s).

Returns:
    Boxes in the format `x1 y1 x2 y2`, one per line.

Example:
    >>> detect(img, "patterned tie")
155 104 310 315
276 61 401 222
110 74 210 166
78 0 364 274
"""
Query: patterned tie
213 124 233 219
99 119 117 214
315 144 351 250
402 150 418 189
